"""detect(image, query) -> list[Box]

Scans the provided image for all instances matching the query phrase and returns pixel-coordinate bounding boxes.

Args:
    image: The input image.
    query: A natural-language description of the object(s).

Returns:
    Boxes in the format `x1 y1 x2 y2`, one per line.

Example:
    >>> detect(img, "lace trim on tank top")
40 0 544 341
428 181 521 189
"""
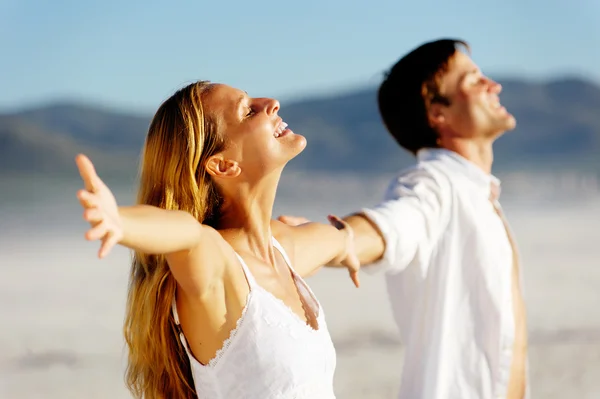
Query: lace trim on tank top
171 236 322 368
171 254 255 369
254 277 321 332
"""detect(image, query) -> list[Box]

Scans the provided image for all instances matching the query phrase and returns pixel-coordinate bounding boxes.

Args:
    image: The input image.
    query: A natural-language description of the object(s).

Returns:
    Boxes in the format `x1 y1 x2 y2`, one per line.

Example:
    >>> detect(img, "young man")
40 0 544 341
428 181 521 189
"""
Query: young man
281 39 529 399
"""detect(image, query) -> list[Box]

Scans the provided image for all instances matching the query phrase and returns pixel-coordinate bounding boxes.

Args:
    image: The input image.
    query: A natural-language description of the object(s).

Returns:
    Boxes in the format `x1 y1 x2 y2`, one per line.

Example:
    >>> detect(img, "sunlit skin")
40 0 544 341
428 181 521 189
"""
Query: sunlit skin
76 83 359 370
280 51 527 399
429 51 517 174
280 50 518 265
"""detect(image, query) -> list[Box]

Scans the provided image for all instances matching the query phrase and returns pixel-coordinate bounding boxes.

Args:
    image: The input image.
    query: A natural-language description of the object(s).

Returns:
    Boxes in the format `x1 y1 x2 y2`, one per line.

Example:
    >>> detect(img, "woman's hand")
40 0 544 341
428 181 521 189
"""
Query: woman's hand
75 154 123 259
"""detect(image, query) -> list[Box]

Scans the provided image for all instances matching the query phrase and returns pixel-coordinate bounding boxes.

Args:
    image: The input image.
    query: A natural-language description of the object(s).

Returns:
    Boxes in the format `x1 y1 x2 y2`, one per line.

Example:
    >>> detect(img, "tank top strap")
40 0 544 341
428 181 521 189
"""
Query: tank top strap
171 293 194 355
171 295 181 325
271 236 322 317
235 252 258 289
171 241 289 330
271 237 296 274
171 252 257 361
171 251 257 331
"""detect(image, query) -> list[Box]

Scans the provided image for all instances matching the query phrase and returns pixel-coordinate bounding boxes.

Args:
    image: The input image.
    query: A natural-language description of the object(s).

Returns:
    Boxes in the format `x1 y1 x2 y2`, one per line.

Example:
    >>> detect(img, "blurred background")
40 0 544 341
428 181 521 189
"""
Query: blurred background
1 0 599 398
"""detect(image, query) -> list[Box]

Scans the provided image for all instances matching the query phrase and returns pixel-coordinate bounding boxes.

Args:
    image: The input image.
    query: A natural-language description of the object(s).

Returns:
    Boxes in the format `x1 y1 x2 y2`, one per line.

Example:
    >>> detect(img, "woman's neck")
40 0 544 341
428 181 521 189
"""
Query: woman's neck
215 174 280 264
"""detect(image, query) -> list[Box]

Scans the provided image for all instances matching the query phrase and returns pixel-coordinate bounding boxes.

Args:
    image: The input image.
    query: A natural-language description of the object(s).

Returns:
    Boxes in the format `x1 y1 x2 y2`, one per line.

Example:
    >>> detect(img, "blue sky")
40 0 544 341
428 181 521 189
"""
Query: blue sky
1 0 598 113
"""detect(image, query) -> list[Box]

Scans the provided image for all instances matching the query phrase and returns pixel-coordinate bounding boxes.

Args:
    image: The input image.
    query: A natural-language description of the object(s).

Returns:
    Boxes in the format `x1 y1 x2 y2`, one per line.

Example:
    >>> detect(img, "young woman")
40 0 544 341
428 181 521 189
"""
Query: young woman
75 80 359 399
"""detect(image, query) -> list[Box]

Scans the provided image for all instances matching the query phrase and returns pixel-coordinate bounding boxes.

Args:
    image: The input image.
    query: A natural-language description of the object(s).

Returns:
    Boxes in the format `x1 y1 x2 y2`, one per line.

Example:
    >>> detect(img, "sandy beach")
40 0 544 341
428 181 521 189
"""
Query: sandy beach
0 178 599 398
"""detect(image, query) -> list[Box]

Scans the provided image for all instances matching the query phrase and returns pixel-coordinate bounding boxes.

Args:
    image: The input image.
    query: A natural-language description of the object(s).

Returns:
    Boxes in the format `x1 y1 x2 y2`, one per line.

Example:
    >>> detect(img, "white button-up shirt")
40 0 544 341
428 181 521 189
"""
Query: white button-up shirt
361 148 529 399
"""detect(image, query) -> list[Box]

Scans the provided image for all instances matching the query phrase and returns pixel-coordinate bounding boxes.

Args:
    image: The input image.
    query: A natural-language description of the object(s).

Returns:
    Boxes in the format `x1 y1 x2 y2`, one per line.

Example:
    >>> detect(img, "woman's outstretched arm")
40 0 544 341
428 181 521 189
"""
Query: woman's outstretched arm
75 154 228 296
272 216 360 287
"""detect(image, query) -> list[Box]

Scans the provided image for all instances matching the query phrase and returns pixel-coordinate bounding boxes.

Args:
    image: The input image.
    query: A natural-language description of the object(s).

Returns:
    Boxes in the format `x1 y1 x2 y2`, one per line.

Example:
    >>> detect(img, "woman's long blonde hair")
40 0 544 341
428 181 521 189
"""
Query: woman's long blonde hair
123 81 226 398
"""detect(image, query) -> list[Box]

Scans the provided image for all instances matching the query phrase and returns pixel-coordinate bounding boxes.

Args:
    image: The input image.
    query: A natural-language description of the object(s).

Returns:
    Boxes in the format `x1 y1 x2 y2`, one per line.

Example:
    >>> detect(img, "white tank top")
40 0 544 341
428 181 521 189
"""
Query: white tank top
171 237 337 399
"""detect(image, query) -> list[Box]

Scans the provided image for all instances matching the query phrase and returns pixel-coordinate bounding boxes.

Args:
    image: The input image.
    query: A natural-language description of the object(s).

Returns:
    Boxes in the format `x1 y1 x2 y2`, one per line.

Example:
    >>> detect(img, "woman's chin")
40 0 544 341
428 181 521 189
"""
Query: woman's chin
292 135 307 158
293 134 307 152
280 133 307 158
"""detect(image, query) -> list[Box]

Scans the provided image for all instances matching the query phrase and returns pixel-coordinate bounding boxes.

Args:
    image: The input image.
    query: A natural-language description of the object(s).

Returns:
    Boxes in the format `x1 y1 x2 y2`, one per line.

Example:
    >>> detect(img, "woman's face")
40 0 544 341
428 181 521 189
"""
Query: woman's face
203 83 306 180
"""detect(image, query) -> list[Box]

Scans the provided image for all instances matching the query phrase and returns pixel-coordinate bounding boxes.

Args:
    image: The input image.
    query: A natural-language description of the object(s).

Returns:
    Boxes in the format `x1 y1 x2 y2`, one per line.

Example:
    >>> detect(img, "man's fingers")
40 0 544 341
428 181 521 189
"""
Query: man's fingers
278 215 311 226
349 270 360 288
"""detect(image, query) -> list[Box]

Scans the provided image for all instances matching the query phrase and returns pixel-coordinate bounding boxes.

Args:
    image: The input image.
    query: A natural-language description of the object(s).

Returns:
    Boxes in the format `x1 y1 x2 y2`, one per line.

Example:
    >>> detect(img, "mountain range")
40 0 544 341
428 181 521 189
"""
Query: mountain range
1 77 599 181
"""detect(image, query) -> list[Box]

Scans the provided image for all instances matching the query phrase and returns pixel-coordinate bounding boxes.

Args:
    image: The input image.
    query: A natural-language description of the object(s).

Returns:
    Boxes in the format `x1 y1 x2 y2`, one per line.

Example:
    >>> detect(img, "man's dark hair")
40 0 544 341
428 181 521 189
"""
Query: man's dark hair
377 39 470 155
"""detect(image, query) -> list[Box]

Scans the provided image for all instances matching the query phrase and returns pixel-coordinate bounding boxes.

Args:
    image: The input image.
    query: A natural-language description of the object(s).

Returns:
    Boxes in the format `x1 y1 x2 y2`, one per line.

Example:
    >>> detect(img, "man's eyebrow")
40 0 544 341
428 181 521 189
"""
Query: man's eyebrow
459 69 480 84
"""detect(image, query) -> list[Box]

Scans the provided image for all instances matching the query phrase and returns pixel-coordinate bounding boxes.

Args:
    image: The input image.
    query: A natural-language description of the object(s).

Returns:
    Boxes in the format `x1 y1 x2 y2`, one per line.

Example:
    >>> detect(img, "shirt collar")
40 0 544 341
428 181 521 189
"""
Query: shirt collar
416 148 501 200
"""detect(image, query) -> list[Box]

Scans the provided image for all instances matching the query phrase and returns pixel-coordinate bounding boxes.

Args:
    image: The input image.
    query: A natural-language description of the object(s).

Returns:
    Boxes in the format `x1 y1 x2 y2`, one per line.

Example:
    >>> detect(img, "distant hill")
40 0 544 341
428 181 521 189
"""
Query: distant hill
1 77 599 180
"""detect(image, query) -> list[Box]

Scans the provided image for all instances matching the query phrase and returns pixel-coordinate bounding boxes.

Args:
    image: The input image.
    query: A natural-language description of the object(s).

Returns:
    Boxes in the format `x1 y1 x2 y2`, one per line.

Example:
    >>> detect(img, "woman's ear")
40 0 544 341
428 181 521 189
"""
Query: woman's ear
205 155 241 179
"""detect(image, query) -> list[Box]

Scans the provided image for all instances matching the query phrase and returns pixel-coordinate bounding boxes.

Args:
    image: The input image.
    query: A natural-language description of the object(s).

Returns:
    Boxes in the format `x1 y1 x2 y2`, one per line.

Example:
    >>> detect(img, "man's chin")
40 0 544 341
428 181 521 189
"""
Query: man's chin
487 118 516 139
504 114 517 131
495 113 517 133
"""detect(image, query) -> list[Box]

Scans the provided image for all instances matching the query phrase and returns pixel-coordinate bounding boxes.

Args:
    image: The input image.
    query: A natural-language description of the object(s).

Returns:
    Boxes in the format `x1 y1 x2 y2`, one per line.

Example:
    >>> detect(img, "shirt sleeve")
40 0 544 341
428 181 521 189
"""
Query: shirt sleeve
359 167 449 275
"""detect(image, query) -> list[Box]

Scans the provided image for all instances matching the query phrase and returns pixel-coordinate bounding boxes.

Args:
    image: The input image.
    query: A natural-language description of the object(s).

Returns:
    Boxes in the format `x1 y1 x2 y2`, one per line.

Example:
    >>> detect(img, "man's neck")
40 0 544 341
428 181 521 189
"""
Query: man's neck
440 138 494 175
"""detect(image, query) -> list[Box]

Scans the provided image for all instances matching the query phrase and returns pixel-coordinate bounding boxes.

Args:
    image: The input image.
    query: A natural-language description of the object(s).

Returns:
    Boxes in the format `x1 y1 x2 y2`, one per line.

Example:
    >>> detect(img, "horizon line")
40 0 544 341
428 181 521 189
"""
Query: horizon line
1 73 598 116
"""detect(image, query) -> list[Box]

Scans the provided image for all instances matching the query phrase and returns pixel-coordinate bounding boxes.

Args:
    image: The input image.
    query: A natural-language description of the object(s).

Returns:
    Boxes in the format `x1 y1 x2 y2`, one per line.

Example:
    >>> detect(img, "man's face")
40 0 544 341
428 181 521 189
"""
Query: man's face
431 51 516 141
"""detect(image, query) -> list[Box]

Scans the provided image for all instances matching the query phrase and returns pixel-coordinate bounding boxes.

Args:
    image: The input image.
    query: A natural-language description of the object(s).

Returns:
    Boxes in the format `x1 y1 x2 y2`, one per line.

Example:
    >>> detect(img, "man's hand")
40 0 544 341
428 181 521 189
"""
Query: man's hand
278 214 360 287
278 215 311 226
327 214 360 288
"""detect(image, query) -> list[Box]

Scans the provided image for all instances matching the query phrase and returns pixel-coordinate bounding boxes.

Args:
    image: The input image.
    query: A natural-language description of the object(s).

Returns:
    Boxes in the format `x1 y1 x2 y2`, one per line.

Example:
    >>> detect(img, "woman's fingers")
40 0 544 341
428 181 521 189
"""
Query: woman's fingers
83 207 103 224
85 221 108 241
75 154 101 192
98 232 119 259
86 221 120 258
77 189 97 208
76 154 120 259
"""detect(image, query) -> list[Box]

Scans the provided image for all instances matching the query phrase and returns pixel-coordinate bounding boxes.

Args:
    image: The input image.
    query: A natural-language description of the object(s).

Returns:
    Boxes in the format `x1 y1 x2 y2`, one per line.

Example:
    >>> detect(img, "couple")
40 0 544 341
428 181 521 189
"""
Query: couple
76 39 529 399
